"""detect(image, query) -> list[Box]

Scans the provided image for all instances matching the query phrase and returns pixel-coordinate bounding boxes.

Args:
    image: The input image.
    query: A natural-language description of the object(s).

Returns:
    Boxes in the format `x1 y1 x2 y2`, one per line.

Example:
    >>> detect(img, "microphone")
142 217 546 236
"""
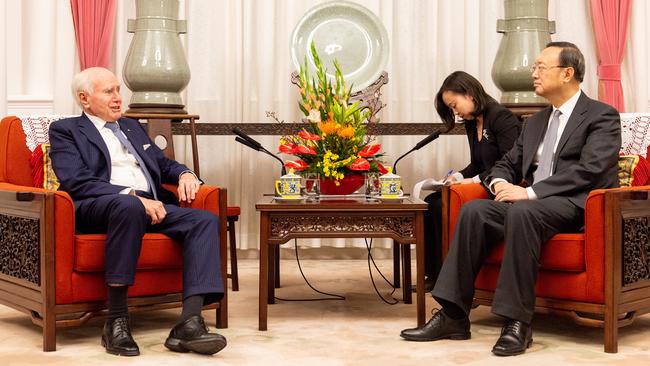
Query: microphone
232 128 287 175
392 130 441 174
233 127 262 150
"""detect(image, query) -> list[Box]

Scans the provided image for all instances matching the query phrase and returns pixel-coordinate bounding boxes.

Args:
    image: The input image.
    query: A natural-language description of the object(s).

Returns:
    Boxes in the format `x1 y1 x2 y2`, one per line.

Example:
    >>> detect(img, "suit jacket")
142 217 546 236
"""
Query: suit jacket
49 114 188 207
485 92 621 209
459 102 521 182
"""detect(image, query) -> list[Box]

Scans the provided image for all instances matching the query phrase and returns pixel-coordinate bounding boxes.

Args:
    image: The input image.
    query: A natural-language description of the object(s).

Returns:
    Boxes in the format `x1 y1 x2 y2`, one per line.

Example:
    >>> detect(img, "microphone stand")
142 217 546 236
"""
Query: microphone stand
233 128 286 175
392 130 441 174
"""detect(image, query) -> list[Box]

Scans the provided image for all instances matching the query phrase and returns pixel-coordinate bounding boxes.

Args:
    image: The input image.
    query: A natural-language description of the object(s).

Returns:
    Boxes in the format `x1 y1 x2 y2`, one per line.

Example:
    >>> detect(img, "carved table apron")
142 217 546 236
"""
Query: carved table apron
255 195 428 330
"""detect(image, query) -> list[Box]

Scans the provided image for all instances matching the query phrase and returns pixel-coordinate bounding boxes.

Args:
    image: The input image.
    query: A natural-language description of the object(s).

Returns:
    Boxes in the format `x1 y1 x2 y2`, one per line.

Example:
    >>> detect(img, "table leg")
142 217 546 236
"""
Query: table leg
268 243 276 304
274 245 281 288
416 212 425 327
393 242 401 288
259 213 269 330
401 244 412 304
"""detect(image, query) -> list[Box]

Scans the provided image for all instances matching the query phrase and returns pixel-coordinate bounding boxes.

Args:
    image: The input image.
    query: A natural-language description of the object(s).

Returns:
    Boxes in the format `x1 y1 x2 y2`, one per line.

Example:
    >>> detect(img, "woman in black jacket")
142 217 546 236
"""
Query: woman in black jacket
421 71 521 291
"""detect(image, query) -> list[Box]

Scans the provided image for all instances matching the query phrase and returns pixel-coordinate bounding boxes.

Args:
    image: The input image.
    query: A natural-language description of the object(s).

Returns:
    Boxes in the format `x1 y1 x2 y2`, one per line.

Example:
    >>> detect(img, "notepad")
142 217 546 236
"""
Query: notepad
412 178 450 198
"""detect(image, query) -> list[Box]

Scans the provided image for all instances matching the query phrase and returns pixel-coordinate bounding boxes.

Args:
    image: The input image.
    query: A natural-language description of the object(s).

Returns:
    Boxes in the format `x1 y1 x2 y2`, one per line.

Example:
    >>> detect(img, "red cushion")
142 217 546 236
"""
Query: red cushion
227 206 240 217
70 270 183 303
484 233 586 272
74 233 183 272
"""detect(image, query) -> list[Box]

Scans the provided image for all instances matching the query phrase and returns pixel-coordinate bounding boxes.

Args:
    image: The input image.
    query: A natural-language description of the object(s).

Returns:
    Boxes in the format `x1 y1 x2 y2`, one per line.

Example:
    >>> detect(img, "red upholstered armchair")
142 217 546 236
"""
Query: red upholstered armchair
441 117 650 353
0 116 228 351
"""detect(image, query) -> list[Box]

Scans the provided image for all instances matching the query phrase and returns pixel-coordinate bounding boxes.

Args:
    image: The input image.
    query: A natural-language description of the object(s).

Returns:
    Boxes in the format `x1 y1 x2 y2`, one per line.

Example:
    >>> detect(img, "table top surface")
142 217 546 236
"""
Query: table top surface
255 194 427 211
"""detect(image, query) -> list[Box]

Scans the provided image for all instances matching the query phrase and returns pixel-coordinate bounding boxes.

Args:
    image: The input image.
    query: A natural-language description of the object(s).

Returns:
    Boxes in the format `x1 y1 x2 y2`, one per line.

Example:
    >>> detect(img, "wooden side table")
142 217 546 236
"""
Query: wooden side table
123 113 201 177
255 195 428 331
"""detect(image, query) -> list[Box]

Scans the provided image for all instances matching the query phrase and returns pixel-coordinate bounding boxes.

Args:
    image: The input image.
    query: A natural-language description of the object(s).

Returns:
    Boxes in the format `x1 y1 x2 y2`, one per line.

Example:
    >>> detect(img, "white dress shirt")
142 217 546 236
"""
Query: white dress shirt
85 113 151 194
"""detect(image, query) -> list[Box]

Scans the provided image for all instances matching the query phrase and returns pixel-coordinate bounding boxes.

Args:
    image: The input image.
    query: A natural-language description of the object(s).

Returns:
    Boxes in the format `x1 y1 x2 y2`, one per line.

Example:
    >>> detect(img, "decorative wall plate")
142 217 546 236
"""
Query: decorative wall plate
290 1 389 93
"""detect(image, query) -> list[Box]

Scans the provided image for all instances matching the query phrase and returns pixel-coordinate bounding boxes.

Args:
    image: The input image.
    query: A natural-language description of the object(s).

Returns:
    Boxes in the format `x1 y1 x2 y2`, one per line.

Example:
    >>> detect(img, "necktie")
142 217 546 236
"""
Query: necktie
533 109 562 184
104 122 158 200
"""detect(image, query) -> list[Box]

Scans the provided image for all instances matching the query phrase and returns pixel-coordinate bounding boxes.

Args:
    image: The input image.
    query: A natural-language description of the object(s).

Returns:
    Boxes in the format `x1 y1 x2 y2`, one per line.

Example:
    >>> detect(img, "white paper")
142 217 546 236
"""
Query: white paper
412 178 447 199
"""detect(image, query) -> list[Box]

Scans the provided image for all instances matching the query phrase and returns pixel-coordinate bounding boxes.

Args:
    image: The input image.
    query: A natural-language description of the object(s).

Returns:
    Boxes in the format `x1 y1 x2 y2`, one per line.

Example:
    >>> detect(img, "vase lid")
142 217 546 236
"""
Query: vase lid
379 167 399 179
281 168 301 179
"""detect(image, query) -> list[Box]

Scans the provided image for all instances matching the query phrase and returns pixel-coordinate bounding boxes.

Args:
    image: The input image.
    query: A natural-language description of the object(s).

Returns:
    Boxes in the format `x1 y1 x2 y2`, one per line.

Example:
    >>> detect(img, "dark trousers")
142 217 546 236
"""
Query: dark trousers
432 196 583 323
75 194 224 304
423 191 443 284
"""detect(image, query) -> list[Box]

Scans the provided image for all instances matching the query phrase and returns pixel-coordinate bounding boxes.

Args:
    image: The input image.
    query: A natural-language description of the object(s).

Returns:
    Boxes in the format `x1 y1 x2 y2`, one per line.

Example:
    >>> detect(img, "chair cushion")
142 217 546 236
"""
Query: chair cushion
227 206 240 217
74 233 183 272
484 233 586 272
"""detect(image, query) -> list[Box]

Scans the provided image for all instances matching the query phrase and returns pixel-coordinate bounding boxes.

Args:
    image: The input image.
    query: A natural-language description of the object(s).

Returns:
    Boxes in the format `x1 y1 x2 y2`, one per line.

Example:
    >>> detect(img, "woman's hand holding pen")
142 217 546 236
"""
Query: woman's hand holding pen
442 169 455 185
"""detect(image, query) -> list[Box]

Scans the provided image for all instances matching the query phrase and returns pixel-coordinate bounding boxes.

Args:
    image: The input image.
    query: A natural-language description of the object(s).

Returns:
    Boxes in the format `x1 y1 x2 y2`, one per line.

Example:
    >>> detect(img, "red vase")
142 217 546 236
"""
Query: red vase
319 174 365 195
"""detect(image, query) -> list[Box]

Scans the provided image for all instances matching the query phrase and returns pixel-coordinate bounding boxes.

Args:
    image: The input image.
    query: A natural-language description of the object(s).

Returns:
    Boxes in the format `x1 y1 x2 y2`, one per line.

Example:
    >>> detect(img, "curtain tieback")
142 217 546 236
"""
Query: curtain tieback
597 64 621 81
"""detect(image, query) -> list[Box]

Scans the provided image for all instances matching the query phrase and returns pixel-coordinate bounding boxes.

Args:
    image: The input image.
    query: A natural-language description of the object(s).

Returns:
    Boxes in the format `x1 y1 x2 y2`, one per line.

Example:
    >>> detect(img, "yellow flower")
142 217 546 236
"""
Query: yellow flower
337 126 355 139
319 121 339 135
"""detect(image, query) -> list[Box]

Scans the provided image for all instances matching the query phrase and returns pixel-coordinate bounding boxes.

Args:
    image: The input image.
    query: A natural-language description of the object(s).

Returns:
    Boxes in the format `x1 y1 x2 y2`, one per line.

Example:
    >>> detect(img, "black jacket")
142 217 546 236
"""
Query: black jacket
459 102 521 182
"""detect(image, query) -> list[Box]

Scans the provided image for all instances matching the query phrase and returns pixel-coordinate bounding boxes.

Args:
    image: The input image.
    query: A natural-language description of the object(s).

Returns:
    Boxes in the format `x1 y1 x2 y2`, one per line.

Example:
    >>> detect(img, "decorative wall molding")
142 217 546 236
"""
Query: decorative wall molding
168 122 464 135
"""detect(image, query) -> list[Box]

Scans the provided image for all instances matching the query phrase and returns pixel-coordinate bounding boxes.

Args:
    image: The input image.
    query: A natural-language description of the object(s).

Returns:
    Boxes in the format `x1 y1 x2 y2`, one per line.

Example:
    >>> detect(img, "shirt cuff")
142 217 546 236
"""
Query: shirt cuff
488 178 508 195
120 188 135 195
179 170 201 183
526 187 538 200
471 175 481 183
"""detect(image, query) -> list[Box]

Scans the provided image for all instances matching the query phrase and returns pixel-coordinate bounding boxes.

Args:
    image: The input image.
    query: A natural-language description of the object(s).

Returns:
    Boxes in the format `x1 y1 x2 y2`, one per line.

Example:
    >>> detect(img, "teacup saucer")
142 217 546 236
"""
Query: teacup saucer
274 196 306 202
378 194 405 202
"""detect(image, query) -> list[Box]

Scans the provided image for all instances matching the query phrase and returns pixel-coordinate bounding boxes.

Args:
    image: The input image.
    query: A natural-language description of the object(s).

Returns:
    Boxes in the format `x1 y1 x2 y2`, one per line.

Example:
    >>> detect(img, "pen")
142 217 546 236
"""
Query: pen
443 169 454 181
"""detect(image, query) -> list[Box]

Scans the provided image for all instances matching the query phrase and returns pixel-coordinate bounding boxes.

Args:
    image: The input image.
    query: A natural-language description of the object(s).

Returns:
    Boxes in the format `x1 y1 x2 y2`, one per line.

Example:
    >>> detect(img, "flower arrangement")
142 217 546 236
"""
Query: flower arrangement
276 42 386 185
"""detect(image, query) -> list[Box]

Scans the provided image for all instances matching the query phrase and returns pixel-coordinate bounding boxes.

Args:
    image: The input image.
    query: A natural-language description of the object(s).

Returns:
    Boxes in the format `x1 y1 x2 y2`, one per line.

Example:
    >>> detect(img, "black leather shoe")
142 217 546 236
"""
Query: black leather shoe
491 319 533 356
165 315 227 355
400 309 470 341
101 317 140 356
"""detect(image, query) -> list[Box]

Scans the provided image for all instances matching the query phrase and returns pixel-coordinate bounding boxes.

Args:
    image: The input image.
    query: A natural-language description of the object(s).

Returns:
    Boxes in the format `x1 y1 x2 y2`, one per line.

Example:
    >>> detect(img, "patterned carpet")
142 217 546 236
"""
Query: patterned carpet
1 259 649 365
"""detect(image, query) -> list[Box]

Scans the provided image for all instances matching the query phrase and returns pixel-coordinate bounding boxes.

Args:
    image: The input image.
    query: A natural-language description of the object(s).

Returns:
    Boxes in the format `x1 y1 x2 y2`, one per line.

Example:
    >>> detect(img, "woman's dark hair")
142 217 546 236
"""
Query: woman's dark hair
434 71 497 131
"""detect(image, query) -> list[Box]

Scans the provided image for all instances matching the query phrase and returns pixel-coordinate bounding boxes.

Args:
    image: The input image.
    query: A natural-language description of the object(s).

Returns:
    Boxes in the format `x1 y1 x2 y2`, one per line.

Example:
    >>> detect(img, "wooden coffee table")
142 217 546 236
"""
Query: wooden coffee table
255 195 428 330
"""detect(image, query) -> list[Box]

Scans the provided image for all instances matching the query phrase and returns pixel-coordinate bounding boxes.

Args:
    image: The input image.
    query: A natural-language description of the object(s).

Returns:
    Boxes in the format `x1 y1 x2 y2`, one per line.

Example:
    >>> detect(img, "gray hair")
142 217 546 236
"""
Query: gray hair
71 68 100 107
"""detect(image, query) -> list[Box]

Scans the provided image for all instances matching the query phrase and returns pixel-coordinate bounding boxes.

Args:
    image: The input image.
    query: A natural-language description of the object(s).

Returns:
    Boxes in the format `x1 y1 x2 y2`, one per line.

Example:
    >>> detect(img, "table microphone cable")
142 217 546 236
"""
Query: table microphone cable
364 238 399 305
274 239 345 302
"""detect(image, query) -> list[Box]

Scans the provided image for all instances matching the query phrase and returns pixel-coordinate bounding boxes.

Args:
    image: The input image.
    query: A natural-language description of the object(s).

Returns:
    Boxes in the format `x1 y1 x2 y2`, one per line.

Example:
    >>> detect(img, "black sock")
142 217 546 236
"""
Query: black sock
107 286 129 322
435 297 467 320
179 295 205 324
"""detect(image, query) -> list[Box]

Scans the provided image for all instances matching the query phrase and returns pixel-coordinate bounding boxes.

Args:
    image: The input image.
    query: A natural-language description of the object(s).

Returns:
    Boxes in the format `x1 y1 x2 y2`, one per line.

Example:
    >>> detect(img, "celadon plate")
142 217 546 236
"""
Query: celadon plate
290 1 389 93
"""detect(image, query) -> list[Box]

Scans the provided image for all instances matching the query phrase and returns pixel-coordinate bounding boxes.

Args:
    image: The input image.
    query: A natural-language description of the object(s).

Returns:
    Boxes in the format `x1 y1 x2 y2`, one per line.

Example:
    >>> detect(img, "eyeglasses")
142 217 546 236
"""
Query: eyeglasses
530 65 567 74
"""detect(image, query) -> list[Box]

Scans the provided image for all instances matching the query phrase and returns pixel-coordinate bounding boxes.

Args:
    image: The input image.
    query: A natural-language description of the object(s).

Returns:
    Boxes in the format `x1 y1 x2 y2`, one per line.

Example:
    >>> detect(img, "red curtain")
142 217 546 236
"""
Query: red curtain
70 0 117 70
589 0 631 112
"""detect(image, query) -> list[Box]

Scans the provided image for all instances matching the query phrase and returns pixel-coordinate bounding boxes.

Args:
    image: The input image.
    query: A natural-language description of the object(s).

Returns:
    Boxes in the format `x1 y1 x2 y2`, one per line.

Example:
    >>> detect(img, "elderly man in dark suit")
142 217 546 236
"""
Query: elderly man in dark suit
49 67 226 357
401 42 621 356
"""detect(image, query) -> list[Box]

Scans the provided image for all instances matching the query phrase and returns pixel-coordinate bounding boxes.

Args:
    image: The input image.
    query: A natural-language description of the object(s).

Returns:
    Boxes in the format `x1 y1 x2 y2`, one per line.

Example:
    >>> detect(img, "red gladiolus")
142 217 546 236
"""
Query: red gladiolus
279 143 297 154
284 160 309 170
349 157 370 171
377 162 388 174
358 144 381 157
296 145 317 155
298 129 321 141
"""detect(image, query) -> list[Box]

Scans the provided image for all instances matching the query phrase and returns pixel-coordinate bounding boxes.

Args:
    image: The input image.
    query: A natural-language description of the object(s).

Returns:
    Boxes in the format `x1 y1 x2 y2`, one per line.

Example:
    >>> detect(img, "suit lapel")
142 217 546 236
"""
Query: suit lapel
523 106 553 176
78 114 112 175
553 93 589 169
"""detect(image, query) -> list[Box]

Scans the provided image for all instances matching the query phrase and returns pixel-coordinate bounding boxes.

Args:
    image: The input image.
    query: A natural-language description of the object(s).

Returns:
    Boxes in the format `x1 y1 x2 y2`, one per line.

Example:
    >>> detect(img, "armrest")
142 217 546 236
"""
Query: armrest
0 182 77 304
443 183 489 254
582 185 650 302
162 184 224 217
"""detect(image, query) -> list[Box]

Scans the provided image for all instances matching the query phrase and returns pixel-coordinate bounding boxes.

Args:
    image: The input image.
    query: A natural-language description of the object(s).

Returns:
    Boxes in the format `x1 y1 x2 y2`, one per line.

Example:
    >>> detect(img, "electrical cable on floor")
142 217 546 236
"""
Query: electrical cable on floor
364 238 399 305
274 239 346 302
